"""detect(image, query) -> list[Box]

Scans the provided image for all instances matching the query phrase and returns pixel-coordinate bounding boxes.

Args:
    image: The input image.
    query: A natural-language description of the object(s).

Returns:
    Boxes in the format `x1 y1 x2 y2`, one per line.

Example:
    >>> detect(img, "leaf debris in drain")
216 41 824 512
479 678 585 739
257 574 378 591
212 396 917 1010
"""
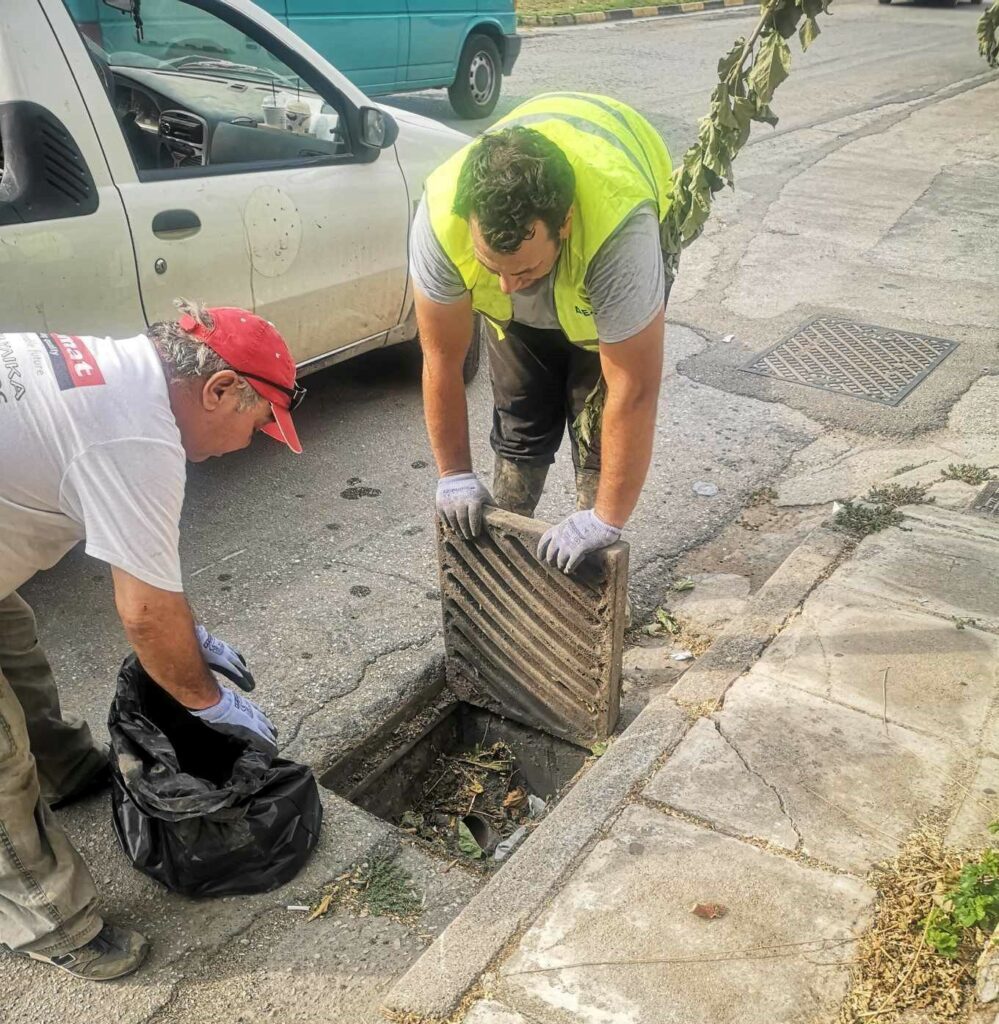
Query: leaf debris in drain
397 741 545 865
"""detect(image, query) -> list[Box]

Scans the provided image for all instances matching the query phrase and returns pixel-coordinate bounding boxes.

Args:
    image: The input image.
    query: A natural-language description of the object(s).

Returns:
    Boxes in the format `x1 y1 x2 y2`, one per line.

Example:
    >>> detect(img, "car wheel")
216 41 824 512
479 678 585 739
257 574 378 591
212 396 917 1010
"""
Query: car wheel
448 34 502 120
877 0 892 6
463 316 484 384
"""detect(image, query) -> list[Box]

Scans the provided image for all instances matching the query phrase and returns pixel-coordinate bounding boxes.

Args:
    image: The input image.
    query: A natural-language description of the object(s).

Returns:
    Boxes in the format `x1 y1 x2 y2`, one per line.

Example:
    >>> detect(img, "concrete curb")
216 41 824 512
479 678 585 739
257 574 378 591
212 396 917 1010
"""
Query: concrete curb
669 524 853 711
381 522 852 1022
518 0 753 28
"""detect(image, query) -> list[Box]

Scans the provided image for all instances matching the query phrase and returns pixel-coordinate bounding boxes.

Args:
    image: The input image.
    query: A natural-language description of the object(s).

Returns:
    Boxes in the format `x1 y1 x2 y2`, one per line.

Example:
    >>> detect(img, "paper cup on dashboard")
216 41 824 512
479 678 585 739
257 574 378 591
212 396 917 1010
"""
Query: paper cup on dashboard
261 101 283 128
285 99 311 134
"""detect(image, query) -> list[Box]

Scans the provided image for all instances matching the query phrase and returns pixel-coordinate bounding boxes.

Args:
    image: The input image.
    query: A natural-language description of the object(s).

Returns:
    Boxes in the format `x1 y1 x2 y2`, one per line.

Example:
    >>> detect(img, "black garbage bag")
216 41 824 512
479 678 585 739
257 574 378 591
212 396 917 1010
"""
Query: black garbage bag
108 655 323 898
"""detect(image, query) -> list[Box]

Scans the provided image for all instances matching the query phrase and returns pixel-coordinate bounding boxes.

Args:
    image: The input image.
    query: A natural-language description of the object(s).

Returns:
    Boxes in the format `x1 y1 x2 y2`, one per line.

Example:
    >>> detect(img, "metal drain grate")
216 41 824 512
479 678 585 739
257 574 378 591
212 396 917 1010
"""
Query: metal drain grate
742 316 958 406
974 480 999 516
437 508 627 749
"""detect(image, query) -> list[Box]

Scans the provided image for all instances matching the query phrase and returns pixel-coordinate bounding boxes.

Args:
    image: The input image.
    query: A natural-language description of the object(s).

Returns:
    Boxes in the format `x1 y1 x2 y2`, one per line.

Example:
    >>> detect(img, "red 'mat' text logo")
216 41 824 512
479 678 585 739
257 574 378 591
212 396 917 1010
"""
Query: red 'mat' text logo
51 334 106 387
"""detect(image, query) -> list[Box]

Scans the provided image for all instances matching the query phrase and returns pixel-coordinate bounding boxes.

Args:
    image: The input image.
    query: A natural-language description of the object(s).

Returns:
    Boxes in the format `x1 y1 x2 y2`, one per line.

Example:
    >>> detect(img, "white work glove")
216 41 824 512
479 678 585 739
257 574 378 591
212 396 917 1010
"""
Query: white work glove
537 509 622 574
191 688 277 755
195 624 255 692
436 472 492 539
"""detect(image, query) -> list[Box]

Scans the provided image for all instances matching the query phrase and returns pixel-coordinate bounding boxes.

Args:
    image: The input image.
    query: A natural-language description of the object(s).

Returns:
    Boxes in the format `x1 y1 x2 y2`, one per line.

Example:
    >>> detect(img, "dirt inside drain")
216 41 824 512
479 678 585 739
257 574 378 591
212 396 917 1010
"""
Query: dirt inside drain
322 701 588 868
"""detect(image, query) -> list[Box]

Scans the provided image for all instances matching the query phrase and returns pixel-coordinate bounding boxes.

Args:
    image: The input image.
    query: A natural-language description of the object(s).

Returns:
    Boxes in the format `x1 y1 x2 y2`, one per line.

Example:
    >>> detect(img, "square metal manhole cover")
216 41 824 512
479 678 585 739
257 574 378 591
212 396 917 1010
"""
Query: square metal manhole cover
974 480 999 516
437 508 628 749
742 316 958 406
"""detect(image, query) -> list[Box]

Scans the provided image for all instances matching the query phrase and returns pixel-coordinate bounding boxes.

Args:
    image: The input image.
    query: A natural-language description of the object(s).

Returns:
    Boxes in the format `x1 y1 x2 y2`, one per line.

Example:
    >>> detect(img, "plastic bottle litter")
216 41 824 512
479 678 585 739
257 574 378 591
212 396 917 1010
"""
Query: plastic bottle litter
527 795 547 819
692 481 719 497
493 825 528 862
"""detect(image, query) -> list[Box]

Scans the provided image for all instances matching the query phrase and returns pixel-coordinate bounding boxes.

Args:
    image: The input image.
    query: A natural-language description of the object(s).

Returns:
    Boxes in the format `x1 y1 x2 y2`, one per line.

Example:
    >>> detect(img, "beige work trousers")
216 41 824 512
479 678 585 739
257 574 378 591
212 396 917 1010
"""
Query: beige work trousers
0 592 105 956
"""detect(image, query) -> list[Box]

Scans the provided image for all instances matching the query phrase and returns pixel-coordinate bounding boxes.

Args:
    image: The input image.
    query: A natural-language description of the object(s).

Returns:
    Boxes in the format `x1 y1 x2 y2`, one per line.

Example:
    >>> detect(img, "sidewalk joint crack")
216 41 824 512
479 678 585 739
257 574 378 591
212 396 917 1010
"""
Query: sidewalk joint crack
712 719 803 850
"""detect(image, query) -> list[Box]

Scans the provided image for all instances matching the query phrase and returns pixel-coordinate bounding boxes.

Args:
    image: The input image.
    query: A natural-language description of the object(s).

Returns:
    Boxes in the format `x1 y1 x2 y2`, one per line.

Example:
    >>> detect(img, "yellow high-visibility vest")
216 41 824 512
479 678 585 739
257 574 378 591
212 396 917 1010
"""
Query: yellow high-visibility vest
425 93 673 350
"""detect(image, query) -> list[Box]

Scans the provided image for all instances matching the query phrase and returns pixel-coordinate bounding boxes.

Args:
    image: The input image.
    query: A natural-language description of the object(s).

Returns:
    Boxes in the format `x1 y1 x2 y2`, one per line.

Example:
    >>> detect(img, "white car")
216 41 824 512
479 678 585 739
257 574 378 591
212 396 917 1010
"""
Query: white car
0 0 480 379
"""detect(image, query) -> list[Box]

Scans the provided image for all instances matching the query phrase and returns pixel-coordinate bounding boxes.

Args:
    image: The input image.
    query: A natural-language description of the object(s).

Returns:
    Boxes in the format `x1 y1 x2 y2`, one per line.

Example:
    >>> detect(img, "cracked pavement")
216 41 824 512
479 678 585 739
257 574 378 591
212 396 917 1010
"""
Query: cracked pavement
464 505 999 1024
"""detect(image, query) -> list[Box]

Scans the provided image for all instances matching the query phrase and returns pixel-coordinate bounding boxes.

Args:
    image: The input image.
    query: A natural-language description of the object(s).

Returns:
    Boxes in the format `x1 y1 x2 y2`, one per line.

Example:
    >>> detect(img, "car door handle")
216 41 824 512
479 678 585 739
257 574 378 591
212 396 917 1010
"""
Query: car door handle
152 209 201 238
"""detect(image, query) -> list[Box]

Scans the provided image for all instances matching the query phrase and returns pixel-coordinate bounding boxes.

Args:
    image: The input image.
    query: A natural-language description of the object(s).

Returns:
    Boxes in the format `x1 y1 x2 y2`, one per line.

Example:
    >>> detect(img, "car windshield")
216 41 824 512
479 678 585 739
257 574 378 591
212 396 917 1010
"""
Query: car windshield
65 0 306 89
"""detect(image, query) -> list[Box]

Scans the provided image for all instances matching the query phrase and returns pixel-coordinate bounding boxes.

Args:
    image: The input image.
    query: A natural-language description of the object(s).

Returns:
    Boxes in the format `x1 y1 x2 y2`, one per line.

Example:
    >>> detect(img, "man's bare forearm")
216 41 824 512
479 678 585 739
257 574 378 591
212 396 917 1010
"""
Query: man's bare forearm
415 288 475 475
595 388 659 527
111 567 220 709
594 314 665 528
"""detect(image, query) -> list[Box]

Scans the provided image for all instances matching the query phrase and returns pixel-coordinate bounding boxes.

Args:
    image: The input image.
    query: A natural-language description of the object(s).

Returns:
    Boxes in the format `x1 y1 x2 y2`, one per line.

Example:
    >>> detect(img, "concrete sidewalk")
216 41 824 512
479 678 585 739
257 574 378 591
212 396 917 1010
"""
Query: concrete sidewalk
392 495 999 1024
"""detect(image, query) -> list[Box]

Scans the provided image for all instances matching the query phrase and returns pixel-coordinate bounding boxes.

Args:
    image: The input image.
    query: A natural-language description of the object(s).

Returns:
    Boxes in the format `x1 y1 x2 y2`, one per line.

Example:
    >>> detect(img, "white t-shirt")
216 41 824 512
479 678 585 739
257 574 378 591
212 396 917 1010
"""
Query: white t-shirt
0 331 187 598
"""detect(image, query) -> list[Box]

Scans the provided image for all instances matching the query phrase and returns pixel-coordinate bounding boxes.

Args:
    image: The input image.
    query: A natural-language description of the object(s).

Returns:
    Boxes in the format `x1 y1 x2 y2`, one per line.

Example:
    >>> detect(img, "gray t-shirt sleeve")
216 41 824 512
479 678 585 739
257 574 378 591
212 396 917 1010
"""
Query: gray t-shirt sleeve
586 205 665 344
409 196 468 304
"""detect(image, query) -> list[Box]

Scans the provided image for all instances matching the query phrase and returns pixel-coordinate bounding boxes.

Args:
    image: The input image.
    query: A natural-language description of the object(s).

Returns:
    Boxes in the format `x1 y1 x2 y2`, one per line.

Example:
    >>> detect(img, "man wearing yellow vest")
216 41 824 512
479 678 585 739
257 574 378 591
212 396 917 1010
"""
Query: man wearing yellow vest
411 93 674 573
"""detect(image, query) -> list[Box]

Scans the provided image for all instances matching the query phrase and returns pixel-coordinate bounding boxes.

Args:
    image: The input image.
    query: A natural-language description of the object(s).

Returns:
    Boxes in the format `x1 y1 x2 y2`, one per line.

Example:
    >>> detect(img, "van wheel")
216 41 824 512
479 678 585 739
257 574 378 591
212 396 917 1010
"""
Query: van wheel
449 35 502 120
463 316 484 384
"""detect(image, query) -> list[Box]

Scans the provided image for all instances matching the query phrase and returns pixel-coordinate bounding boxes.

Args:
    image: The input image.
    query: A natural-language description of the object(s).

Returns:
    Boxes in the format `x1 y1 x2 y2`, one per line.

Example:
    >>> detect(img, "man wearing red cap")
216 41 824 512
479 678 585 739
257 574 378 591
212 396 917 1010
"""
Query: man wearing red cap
0 300 304 981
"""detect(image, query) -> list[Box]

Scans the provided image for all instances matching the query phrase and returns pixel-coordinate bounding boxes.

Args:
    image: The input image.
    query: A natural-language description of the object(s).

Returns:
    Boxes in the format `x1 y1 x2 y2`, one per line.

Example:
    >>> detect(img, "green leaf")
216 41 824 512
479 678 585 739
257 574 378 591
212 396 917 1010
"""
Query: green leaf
711 83 740 131
457 821 483 859
772 0 803 40
748 31 792 106
660 211 682 257
684 189 712 240
799 16 820 51
655 607 681 635
701 121 733 185
801 0 824 15
753 99 780 127
672 578 696 592
717 38 748 82
571 378 607 468
980 1 999 68
590 741 609 757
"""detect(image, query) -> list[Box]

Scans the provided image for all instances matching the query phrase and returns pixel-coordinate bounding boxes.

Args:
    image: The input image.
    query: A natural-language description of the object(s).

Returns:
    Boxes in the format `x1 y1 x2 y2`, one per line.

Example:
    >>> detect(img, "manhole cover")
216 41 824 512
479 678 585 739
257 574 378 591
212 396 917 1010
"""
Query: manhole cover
974 480 999 515
742 316 958 406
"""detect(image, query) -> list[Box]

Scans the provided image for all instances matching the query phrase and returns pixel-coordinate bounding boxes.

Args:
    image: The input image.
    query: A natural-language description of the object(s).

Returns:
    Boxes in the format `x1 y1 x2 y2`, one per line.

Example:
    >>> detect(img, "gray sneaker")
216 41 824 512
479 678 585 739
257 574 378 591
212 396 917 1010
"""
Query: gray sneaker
18 924 149 981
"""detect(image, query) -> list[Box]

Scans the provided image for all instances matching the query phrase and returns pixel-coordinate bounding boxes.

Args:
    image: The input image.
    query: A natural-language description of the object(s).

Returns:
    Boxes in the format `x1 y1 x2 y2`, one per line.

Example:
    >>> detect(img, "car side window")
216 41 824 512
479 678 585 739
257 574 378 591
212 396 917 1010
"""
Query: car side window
61 0 353 180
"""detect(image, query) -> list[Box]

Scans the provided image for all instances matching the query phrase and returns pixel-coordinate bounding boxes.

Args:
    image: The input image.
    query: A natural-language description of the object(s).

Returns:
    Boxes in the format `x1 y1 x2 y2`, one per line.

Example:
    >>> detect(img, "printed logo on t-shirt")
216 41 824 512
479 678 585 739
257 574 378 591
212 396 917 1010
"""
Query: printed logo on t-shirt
39 334 106 390
0 336 26 403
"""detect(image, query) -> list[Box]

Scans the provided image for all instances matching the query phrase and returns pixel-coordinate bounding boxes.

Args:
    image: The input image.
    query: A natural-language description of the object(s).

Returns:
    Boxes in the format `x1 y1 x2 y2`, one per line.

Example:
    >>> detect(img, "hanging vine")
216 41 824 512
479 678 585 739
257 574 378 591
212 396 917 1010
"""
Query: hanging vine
979 0 999 68
660 0 836 274
578 0 838 462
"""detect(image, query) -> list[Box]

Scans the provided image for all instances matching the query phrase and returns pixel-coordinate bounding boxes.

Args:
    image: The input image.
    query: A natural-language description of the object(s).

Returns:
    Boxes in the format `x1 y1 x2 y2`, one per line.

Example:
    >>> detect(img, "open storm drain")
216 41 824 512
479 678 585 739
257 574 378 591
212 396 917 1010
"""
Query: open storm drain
322 700 587 867
742 315 958 406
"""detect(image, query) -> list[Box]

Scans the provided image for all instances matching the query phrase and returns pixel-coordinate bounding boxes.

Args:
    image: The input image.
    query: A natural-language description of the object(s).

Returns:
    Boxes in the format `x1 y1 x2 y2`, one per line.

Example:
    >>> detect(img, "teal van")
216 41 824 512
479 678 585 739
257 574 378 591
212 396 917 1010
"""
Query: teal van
67 1 521 118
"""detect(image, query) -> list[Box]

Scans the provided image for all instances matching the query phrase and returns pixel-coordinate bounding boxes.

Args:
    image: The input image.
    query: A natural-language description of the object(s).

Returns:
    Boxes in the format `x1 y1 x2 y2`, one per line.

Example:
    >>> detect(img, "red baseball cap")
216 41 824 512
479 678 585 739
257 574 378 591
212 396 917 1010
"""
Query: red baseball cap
178 307 304 454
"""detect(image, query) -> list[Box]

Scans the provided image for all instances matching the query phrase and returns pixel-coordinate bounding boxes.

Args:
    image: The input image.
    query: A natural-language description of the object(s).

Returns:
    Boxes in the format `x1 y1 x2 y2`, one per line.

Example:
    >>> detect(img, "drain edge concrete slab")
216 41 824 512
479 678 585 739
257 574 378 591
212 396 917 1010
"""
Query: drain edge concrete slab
497 806 873 1024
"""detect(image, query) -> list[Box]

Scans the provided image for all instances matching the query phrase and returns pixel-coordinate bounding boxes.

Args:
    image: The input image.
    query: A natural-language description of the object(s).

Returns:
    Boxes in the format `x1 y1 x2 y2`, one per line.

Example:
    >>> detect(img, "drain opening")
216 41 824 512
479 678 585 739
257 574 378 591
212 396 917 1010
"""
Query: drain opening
321 700 587 867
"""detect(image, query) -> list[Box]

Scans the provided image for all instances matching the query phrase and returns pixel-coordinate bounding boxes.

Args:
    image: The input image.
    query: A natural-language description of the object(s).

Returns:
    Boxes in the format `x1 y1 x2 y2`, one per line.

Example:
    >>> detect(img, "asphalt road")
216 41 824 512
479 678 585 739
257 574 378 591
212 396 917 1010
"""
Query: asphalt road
22 0 993 771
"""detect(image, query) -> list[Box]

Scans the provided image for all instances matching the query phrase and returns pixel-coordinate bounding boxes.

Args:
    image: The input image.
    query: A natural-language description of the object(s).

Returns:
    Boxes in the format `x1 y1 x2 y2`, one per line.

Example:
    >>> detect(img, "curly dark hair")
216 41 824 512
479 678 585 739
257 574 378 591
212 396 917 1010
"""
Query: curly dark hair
452 126 575 254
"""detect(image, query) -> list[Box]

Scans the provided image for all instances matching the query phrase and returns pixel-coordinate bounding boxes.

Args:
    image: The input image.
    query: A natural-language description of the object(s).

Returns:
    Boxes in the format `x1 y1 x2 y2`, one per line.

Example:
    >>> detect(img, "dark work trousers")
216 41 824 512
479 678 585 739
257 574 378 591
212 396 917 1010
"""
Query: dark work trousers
486 281 672 473
487 322 603 472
